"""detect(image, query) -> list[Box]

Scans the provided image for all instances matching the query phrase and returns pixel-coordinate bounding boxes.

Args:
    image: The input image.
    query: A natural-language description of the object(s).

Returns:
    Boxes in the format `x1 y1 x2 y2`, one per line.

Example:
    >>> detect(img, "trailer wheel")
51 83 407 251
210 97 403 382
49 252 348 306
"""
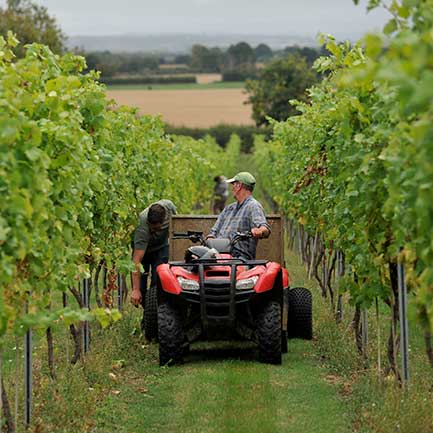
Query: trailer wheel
287 287 312 340
257 301 282 364
158 301 184 366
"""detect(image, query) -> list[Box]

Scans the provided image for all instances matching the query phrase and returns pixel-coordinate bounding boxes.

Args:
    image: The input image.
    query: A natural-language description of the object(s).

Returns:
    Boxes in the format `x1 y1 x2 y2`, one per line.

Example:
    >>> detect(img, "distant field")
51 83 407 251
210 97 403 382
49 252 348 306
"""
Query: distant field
195 73 222 84
106 88 254 127
149 72 222 84
106 81 244 91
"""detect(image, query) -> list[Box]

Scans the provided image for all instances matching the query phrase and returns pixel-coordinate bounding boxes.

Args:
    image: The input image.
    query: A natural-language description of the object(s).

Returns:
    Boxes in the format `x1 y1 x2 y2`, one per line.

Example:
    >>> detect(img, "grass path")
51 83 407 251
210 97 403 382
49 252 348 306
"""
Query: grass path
95 343 351 433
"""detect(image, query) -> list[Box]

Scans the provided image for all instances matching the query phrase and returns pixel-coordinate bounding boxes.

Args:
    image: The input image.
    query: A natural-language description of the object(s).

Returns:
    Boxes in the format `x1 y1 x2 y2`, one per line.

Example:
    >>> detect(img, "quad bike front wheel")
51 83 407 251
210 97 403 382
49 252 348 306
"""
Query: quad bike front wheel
287 287 312 340
257 301 282 364
158 301 184 366
143 285 158 341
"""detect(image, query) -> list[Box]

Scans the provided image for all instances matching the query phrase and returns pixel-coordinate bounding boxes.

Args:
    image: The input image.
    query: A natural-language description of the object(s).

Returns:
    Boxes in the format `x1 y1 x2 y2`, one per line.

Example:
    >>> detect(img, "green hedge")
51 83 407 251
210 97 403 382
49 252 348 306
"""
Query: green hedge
165 123 271 153
222 69 258 82
101 75 197 85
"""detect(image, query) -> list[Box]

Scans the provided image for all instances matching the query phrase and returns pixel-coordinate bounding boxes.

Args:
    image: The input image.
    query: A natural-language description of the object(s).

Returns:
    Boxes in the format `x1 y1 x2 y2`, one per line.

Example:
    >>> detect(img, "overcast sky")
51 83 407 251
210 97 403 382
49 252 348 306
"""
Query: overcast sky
1 0 391 38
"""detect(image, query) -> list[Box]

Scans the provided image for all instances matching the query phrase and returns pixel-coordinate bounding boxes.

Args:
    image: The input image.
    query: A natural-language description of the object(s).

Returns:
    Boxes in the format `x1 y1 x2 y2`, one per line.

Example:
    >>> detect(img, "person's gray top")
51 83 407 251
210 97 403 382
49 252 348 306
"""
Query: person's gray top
133 199 177 253
214 180 229 199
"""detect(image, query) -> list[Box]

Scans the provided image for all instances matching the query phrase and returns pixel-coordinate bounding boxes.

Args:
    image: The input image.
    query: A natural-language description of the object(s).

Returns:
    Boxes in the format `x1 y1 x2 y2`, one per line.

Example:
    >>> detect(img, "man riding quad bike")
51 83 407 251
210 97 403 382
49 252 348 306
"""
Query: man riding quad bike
156 230 312 366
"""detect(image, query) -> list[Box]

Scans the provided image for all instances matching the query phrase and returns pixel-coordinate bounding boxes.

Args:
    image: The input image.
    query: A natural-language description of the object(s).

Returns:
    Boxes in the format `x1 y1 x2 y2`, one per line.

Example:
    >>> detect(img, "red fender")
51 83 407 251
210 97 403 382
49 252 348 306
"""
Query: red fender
157 264 182 295
236 265 265 281
254 262 282 293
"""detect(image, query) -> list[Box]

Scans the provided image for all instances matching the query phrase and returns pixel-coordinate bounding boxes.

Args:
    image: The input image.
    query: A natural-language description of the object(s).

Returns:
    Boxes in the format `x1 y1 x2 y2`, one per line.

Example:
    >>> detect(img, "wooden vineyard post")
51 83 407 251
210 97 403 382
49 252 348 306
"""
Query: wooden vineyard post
335 251 344 323
361 309 369 366
297 226 302 264
0 348 2 430
321 250 328 298
63 292 70 364
376 297 381 376
117 273 123 311
24 304 32 428
82 279 90 354
308 232 318 280
397 260 410 385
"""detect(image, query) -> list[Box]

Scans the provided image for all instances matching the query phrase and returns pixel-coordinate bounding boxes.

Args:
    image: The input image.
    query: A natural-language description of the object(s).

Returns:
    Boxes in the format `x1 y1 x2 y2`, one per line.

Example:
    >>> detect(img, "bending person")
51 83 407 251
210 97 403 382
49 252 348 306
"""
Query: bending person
130 199 177 328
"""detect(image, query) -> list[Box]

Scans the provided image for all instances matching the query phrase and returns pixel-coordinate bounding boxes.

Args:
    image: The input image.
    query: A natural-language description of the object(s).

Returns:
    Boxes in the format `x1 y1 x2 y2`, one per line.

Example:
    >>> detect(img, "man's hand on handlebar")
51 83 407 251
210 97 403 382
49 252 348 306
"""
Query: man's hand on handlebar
251 227 270 239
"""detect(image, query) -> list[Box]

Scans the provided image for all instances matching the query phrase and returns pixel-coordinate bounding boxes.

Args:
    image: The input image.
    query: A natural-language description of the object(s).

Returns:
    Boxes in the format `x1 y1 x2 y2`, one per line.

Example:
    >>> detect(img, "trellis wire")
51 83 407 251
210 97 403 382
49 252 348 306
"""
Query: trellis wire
287 223 412 383
5 267 128 431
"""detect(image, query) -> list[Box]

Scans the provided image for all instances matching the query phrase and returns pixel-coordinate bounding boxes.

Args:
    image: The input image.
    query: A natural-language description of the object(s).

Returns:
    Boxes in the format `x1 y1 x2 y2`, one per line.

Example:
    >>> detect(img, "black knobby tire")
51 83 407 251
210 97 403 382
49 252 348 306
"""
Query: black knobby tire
158 301 184 366
256 301 282 364
287 287 313 340
143 285 158 341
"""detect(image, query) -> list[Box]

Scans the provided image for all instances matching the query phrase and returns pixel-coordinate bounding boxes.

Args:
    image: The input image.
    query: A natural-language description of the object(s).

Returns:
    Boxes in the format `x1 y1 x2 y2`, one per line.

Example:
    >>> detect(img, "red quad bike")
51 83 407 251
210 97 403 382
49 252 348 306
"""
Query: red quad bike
156 231 313 366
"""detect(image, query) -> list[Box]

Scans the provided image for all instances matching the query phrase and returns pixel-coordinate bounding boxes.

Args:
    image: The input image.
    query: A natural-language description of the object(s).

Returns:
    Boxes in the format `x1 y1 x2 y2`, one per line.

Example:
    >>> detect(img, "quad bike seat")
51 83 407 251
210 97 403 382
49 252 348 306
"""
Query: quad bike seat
185 246 218 262
205 238 231 253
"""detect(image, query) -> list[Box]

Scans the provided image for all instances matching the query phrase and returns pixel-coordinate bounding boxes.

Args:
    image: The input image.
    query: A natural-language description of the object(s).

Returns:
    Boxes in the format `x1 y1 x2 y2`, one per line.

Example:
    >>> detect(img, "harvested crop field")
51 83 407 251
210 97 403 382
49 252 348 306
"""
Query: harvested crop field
106 88 254 127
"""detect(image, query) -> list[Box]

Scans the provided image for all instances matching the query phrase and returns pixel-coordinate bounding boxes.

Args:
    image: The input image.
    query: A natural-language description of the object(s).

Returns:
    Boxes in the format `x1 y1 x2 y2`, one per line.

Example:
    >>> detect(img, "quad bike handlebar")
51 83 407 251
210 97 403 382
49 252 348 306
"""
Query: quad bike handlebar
173 230 252 247
173 231 204 244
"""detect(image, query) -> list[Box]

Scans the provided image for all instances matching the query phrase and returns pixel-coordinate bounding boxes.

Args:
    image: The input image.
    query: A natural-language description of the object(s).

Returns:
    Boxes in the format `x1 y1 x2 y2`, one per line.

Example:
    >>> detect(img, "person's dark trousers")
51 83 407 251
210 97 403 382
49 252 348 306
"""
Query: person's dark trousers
139 245 169 327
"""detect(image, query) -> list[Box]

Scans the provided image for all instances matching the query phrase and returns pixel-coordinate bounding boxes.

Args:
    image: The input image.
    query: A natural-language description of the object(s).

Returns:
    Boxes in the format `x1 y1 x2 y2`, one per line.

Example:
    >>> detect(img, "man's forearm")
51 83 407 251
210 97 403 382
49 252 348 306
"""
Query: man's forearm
130 249 145 306
132 249 145 291
131 270 142 291
251 226 270 239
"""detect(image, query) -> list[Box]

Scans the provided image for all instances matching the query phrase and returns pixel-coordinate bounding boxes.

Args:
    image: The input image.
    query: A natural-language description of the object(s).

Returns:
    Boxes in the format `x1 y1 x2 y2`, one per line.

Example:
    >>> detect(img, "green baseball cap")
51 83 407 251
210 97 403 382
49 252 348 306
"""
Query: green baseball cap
226 171 256 187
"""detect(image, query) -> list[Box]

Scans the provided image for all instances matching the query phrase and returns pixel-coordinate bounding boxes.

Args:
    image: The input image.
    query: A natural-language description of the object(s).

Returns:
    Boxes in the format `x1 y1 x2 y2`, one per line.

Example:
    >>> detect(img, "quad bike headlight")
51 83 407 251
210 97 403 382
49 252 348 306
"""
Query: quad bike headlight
177 277 200 291
236 275 259 290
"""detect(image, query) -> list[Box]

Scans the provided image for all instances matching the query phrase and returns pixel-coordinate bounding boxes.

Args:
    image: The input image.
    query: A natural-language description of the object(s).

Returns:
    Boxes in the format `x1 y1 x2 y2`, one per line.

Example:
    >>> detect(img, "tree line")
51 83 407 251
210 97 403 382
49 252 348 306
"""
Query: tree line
0 0 323 128
79 43 326 80
0 1 326 79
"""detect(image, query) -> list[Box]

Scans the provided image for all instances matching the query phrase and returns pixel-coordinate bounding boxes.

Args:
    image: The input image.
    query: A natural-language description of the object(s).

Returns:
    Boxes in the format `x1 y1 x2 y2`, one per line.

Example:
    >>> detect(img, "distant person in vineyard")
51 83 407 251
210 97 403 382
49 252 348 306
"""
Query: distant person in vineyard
130 200 177 320
207 172 270 260
212 175 229 214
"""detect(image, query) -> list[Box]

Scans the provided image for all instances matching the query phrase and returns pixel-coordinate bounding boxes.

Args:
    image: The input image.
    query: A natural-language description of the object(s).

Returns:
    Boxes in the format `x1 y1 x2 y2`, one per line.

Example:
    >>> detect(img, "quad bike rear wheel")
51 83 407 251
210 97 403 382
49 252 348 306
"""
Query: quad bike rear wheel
281 330 288 353
158 301 184 366
143 285 158 341
257 301 282 364
287 287 312 340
